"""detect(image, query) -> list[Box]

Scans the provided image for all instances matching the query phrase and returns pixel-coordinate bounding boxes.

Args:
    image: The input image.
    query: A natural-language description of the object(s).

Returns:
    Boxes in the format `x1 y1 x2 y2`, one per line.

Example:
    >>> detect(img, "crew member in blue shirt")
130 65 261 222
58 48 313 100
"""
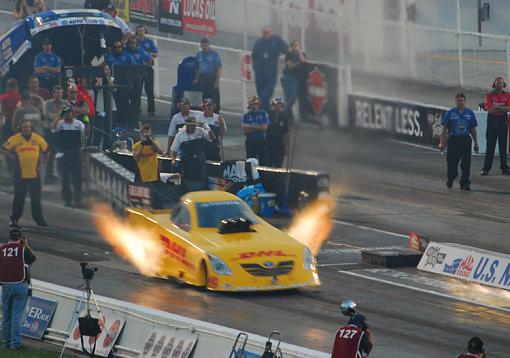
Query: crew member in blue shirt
136 25 158 116
193 38 222 113
126 36 153 116
106 41 135 125
251 26 288 110
439 93 479 190
33 38 62 92
242 96 269 165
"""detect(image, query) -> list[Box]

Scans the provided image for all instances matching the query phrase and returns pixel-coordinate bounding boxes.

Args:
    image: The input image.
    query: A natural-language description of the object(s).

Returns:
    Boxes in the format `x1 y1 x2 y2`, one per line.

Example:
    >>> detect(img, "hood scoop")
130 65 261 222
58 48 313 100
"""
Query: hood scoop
218 218 256 234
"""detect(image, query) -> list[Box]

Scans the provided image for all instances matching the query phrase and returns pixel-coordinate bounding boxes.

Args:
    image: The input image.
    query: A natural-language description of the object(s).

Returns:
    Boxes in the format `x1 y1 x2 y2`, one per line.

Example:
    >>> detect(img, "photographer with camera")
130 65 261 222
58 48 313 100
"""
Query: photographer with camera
51 105 85 207
1 225 36 350
133 124 163 184
331 300 373 358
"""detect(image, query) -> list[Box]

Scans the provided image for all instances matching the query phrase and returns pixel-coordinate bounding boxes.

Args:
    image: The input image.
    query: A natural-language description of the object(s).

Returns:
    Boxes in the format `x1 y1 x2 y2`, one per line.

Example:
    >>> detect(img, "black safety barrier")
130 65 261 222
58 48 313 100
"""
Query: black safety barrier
348 93 447 145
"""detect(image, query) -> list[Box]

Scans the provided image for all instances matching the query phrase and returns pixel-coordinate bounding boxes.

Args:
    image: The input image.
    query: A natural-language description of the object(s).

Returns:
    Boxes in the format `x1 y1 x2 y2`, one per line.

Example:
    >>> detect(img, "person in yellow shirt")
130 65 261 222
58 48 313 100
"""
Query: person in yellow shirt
2 119 48 226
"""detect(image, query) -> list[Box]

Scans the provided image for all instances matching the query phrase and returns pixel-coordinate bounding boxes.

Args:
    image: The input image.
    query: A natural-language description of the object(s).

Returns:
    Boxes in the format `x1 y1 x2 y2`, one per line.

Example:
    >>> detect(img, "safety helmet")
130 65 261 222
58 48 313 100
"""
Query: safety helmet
348 314 368 330
340 300 357 317
271 96 284 107
247 96 261 107
467 337 485 354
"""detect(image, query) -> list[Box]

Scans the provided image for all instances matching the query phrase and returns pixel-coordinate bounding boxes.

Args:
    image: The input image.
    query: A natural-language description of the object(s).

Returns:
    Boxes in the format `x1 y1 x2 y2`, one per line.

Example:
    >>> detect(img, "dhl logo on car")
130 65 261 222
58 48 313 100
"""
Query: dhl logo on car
232 250 297 261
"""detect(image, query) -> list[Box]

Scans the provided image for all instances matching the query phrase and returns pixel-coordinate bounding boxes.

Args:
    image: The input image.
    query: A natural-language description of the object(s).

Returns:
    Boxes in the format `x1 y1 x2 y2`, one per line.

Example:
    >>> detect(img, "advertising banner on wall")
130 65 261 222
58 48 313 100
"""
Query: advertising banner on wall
21 297 57 340
348 93 447 145
158 0 183 34
130 0 158 25
182 0 216 35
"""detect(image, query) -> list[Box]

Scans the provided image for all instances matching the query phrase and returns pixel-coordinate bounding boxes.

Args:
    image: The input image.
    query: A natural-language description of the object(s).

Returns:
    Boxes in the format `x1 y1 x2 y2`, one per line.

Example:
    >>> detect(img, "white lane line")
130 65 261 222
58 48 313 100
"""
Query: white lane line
332 219 408 239
338 270 510 314
391 139 438 152
318 263 358 267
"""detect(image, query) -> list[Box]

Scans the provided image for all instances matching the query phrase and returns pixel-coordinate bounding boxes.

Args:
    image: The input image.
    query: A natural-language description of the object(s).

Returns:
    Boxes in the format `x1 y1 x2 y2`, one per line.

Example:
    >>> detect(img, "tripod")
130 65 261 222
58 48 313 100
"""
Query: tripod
59 278 104 358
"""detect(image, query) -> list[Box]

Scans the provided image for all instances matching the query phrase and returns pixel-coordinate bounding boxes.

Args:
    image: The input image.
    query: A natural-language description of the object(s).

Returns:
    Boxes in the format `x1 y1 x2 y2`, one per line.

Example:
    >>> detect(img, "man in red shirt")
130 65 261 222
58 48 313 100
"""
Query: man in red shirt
481 77 510 175
331 313 373 358
0 79 21 140
456 336 487 358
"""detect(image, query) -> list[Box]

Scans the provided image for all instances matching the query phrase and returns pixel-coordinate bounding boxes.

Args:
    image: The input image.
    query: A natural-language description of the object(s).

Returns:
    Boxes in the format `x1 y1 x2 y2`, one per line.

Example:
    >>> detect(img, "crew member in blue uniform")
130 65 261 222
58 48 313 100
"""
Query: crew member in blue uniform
439 93 479 190
126 36 153 117
193 38 222 113
33 38 62 92
136 25 158 116
251 26 288 110
242 96 269 165
106 41 135 125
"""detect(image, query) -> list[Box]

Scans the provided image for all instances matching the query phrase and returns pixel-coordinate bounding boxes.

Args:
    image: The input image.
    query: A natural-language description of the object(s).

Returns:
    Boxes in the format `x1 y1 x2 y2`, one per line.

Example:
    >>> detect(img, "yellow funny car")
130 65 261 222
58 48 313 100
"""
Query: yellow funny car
125 191 320 291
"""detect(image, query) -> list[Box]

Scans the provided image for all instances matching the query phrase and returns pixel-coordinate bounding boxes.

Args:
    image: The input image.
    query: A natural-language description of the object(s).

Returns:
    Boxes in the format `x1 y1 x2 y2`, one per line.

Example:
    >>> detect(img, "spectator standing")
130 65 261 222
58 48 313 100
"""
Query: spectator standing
133 124 163 184
105 4 133 42
242 96 269 165
282 40 306 121
0 226 36 350
12 91 44 135
33 0 47 13
27 76 51 100
44 85 64 182
13 0 32 20
331 314 373 358
266 97 289 167
2 119 48 227
84 0 111 10
251 26 288 110
67 83 90 125
136 25 158 116
126 36 152 116
196 99 226 161
456 337 487 358
0 79 22 141
165 98 202 154
33 39 62 93
51 106 85 207
439 93 479 191
481 77 510 175
193 38 222 113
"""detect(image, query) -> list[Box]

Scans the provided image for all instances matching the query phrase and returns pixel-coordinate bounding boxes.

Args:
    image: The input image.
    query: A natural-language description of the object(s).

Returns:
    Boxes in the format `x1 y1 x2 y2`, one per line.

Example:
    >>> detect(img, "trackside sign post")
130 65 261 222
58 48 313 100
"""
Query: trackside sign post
417 242 510 291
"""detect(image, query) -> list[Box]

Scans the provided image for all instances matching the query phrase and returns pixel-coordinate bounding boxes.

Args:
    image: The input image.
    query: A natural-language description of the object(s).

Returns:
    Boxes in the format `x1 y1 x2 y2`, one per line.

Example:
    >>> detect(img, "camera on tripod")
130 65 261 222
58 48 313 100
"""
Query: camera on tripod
80 262 98 281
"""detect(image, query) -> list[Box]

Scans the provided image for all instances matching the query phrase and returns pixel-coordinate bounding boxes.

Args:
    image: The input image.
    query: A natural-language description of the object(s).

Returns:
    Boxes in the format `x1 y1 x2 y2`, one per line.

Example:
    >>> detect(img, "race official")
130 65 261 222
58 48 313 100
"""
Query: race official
2 119 48 227
243 96 269 165
133 124 163 184
136 25 158 116
33 38 62 92
481 77 510 175
282 40 306 121
126 36 153 116
196 99 226 161
1 226 36 350
51 106 85 207
267 97 289 167
439 93 479 191
193 38 222 112
456 337 487 358
251 26 288 110
165 98 202 155
331 314 373 358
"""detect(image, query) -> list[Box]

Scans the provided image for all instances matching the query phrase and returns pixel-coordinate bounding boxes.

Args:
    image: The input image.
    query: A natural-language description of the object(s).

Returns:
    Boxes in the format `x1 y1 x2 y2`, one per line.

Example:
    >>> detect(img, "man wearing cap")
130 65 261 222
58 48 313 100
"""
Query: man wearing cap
243 96 269 165
105 4 133 42
2 119 48 227
196 99 226 161
126 36 153 116
136 25 158 116
33 38 62 92
165 98 202 155
457 337 487 358
193 38 222 113
1 226 36 350
51 106 85 207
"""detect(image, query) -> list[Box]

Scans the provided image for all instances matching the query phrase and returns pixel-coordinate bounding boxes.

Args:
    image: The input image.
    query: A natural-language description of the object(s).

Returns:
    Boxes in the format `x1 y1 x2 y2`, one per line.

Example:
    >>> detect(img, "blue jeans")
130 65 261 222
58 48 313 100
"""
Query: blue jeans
255 73 277 111
2 282 28 349
282 75 300 119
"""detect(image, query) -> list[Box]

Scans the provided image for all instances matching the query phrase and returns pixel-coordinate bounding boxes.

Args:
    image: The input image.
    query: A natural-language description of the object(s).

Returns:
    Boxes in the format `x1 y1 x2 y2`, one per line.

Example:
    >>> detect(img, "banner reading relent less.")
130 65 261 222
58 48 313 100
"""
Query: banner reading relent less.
183 0 216 35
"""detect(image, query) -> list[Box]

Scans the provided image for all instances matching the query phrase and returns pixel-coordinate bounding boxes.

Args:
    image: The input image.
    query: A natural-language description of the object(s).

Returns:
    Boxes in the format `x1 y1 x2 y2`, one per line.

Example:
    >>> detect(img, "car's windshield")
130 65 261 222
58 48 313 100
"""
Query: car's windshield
195 200 259 228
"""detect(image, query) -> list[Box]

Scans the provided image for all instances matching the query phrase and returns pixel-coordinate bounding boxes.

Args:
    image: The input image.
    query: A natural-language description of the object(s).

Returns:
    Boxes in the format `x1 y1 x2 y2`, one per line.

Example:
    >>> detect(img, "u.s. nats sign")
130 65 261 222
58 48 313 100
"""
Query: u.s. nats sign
183 0 216 35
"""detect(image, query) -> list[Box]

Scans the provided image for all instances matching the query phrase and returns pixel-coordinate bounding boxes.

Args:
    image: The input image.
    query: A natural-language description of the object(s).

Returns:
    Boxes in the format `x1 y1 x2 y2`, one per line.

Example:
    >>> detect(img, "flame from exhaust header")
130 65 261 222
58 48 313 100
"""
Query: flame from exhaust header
93 204 163 276
286 200 334 256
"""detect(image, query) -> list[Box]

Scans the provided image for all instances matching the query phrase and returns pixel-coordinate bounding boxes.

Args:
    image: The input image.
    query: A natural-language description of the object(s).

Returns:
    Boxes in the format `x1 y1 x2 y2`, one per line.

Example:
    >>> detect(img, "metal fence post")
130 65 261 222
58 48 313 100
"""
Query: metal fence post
456 0 464 87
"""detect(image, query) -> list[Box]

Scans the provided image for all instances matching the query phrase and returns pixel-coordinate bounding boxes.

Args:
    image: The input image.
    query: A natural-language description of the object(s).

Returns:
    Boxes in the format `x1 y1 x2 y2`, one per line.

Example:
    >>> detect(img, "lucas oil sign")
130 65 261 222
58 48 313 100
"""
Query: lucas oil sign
417 242 510 291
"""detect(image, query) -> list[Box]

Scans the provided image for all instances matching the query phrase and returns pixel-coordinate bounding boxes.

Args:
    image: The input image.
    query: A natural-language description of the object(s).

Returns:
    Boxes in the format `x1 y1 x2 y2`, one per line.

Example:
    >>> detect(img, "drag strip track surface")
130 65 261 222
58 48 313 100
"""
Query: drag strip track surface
1 129 510 357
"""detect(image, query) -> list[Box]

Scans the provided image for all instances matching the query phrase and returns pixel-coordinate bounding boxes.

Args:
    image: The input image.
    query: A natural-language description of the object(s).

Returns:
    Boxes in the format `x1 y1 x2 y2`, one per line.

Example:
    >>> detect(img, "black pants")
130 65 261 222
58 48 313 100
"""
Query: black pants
113 80 131 126
11 177 44 222
267 139 285 167
142 67 155 114
245 137 268 166
447 136 472 185
199 75 221 113
482 117 509 172
129 79 143 116
61 152 82 205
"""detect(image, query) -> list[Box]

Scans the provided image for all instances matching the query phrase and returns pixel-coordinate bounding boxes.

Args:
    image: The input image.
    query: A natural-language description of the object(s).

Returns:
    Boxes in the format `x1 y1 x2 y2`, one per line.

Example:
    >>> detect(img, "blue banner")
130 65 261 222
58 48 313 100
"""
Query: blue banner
22 296 58 340
0 21 30 76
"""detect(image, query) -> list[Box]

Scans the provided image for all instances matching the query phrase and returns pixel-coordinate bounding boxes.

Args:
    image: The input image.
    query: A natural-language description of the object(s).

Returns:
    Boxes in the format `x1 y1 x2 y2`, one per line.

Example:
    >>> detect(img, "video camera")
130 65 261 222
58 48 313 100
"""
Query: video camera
80 262 98 281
